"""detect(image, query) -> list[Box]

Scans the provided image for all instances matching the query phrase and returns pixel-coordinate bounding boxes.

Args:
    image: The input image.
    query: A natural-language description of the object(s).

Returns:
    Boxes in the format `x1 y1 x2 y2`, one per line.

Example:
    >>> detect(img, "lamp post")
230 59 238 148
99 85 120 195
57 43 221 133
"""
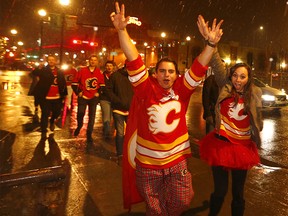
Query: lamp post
160 32 166 59
185 36 191 69
144 42 148 66
59 0 70 65
38 9 47 61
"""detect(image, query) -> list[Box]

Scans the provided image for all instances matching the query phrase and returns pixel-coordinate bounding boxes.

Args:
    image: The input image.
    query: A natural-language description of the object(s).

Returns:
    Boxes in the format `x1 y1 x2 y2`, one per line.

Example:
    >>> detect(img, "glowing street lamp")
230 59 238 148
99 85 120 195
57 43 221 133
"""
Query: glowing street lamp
186 36 191 68
10 29 18 35
59 0 70 64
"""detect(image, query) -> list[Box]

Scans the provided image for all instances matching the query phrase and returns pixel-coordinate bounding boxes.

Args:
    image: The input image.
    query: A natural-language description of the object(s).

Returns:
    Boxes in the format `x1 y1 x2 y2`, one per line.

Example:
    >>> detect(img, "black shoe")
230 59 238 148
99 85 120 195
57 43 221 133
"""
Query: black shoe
117 155 123 167
74 127 81 136
50 121 55 131
41 132 47 140
87 135 93 143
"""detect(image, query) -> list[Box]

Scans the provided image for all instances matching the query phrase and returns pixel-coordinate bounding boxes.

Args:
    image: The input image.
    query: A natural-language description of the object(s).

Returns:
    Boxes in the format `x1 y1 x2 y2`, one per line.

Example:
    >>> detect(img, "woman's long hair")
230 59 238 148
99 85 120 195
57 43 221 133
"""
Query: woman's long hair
228 62 253 114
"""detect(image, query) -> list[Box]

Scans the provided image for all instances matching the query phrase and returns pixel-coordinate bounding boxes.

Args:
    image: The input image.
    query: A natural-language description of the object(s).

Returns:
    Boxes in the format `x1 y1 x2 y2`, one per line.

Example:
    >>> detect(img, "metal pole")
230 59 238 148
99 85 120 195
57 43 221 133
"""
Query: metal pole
39 19 43 61
60 13 65 65
0 159 70 187
186 43 189 68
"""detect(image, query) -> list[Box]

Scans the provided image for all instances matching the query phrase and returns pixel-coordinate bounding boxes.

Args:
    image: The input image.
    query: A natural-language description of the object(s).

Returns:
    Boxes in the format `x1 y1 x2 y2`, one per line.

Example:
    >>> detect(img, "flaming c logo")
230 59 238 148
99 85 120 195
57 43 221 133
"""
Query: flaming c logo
86 78 98 90
147 101 181 134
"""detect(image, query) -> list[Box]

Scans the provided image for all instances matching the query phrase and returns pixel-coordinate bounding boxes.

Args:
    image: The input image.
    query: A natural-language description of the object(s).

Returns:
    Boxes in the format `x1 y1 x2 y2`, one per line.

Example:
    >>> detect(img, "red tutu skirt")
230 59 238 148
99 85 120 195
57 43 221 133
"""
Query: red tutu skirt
199 132 260 170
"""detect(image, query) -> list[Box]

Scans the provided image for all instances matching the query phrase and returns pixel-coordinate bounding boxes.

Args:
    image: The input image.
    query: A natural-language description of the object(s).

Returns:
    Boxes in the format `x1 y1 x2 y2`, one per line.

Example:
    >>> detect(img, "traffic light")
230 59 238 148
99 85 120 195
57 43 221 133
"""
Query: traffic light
72 39 82 44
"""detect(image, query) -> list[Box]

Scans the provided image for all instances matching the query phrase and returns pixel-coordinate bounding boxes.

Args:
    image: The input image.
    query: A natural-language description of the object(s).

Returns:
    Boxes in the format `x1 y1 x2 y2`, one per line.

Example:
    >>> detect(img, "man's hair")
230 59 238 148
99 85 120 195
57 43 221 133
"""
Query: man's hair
105 60 115 66
155 57 179 74
89 54 98 60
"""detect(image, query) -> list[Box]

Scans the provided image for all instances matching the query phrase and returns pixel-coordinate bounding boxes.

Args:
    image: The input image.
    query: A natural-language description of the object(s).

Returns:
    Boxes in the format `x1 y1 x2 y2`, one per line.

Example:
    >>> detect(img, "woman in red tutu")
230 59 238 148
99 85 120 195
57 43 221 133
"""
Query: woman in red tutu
197 16 263 216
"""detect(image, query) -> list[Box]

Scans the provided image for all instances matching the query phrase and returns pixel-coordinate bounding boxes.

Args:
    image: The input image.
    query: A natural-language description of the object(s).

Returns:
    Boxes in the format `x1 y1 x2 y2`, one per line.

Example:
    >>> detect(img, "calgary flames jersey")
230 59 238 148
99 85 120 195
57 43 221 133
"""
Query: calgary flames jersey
126 56 207 169
72 67 104 99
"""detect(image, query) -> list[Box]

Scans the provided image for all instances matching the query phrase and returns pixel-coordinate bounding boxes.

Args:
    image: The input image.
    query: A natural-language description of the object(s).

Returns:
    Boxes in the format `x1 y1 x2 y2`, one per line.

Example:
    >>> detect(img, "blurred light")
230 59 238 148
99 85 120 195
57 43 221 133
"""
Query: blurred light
10 29 18 35
102 47 107 52
72 39 81 44
262 94 275 101
38 9 47 17
73 54 77 59
80 50 85 54
9 52 15 57
17 41 24 46
65 52 69 55
186 36 191 41
128 17 142 26
223 58 231 65
61 64 69 70
59 0 70 6
161 32 166 38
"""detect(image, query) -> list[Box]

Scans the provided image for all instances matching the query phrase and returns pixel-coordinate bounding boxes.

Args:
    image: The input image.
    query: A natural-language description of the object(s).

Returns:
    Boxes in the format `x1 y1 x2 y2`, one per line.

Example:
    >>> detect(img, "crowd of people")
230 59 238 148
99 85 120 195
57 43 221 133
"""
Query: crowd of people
27 2 264 215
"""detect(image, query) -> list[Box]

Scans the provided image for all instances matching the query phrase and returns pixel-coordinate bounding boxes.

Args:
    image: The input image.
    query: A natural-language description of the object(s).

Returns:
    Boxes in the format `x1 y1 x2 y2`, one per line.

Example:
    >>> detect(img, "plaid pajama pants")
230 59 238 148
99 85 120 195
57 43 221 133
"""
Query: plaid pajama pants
136 160 194 216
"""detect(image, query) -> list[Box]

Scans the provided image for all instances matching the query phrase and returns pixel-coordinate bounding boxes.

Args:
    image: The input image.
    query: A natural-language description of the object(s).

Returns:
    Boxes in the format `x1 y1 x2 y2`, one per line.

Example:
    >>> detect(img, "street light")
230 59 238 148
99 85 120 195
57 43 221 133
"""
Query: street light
160 32 166 59
253 26 264 48
10 29 18 35
38 9 47 61
144 42 148 66
185 36 191 69
59 0 70 64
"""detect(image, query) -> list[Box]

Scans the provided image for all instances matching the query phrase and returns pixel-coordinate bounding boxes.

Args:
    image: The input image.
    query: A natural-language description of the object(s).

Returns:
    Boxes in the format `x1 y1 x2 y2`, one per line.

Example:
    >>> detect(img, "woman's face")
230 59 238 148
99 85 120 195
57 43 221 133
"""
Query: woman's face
231 66 249 93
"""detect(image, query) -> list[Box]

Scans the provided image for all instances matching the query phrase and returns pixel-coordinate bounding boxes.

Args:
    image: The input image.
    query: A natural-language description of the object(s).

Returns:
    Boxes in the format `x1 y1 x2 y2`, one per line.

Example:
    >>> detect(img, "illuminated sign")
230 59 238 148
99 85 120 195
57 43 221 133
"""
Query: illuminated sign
128 17 142 26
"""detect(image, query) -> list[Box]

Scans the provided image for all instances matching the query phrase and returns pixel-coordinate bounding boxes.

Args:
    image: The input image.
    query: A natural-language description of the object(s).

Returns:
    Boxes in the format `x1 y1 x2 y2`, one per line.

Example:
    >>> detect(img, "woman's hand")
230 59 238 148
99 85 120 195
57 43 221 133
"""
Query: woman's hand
110 2 130 31
197 15 224 45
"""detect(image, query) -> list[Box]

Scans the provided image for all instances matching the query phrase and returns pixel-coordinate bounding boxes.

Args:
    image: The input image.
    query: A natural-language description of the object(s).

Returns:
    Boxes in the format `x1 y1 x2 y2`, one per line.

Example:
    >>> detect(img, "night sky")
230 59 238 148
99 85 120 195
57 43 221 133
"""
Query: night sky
1 0 288 49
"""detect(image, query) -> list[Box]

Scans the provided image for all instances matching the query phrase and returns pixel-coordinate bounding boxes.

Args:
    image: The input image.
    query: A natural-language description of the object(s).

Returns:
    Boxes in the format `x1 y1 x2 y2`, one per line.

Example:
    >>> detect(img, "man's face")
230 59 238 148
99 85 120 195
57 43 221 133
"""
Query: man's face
155 61 178 90
89 57 98 67
47 56 57 68
105 63 114 73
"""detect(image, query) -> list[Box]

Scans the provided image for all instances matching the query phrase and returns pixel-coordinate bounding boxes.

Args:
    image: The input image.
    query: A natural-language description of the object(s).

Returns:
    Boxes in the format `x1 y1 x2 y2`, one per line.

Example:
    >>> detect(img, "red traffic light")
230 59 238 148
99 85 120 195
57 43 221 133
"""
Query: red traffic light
72 39 82 44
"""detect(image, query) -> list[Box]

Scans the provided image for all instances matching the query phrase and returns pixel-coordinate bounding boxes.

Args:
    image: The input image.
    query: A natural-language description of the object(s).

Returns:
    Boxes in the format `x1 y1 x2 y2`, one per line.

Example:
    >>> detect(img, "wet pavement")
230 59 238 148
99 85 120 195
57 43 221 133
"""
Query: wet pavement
0 71 287 216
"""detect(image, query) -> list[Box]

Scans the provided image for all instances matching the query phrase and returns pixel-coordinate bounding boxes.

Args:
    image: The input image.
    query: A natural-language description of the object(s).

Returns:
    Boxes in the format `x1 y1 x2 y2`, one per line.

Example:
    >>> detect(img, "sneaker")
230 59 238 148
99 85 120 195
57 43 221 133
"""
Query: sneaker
74 127 81 136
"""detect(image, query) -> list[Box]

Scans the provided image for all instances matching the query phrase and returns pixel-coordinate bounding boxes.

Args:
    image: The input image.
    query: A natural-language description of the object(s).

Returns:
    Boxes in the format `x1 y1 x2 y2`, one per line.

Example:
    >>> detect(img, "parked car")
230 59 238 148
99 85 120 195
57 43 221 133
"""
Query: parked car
253 77 288 109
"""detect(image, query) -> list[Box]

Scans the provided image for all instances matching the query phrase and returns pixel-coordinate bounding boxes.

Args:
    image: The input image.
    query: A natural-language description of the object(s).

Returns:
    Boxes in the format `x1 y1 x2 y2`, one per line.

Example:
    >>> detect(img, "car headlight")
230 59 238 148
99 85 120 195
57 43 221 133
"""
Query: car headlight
262 94 276 101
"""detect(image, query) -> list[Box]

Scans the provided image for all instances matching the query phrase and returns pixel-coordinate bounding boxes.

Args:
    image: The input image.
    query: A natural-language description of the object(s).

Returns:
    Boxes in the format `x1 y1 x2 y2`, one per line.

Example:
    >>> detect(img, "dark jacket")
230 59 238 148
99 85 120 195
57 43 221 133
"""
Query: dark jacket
31 66 67 100
106 67 134 111
99 72 112 102
202 74 219 121
210 50 263 147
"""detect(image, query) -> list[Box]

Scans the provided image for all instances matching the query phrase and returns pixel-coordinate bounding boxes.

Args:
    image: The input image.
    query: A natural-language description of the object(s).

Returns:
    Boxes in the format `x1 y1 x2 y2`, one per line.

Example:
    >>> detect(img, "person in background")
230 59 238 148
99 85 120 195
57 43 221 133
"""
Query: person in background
99 60 115 139
63 62 77 111
32 55 67 139
202 68 219 134
110 2 223 215
71 55 104 146
106 65 134 164
198 15 263 216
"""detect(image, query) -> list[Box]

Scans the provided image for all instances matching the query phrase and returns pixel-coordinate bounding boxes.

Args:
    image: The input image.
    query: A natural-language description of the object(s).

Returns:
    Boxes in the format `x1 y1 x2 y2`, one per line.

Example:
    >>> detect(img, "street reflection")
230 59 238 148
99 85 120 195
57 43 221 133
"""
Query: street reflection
254 164 282 174
261 119 275 149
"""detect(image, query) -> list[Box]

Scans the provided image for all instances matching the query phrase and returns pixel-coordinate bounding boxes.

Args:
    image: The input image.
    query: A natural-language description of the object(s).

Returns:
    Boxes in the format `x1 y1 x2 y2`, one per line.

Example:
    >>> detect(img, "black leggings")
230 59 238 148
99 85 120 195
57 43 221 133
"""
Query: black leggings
211 166 247 202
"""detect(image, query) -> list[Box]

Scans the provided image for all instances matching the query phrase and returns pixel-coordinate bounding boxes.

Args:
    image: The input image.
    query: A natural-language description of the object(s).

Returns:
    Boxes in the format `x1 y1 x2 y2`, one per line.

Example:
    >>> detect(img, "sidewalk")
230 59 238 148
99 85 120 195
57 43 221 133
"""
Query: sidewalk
0 79 287 216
